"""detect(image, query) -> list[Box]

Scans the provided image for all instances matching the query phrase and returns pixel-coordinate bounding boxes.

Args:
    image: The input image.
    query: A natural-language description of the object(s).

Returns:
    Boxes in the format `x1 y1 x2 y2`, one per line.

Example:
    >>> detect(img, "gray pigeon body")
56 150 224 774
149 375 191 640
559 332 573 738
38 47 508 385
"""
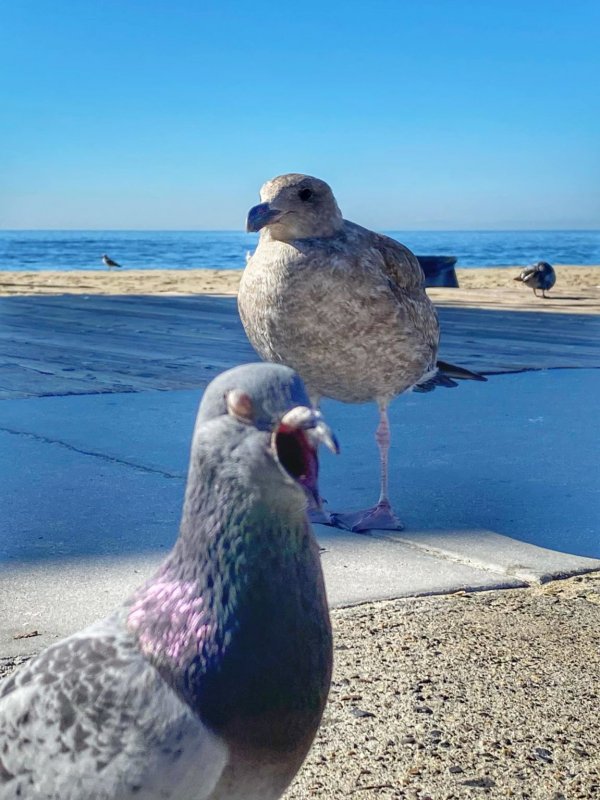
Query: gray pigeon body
0 363 334 800
239 174 485 531
514 261 556 297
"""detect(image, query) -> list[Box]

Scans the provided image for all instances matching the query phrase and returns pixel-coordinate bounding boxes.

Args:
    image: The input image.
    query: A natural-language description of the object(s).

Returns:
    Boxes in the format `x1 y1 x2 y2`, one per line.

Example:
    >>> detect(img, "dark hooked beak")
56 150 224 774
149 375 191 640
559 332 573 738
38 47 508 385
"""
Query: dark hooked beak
246 202 284 232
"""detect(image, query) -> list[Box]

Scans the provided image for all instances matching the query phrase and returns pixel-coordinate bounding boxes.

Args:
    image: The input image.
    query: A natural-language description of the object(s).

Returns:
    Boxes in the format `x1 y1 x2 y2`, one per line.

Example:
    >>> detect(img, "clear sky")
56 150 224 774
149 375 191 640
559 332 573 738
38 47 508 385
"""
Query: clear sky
1 0 598 230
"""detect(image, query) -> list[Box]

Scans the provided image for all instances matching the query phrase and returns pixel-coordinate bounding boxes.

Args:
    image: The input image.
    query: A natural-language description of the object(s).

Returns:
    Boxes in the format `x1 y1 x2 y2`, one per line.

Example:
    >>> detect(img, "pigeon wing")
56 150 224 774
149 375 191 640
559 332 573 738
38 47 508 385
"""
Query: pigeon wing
0 615 227 800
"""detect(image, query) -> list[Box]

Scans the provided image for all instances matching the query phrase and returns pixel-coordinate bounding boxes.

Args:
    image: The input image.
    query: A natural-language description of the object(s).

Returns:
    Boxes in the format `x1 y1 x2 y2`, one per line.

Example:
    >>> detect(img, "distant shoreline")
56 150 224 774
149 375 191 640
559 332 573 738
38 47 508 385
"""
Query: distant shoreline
1 266 599 298
2 230 599 271
1 263 600 274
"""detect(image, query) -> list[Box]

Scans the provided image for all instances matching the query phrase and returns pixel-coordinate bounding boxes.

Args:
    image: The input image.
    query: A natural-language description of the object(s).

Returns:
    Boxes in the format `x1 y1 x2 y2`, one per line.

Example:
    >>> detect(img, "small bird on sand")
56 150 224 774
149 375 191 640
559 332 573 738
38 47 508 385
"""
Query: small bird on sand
102 254 122 269
514 261 556 298
0 363 336 800
239 173 486 532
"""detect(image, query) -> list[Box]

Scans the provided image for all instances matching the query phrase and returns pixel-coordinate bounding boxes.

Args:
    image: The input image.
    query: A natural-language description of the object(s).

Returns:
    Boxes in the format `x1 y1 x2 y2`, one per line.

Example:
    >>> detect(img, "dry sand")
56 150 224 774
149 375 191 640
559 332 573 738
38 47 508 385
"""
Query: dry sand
3 266 599 318
0 268 243 296
285 573 600 800
1 266 599 298
2 573 598 799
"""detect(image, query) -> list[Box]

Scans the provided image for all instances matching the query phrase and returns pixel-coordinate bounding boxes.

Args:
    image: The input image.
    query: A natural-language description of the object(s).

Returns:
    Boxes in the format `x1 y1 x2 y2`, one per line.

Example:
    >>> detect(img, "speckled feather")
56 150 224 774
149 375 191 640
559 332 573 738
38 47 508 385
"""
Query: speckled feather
0 364 333 800
239 176 441 404
0 616 228 800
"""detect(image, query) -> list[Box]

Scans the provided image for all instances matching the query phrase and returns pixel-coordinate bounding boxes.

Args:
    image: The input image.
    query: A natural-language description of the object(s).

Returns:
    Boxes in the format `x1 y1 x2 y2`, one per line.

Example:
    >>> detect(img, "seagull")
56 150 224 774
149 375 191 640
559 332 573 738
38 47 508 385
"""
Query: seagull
514 261 556 298
239 173 486 532
102 254 122 269
0 363 336 800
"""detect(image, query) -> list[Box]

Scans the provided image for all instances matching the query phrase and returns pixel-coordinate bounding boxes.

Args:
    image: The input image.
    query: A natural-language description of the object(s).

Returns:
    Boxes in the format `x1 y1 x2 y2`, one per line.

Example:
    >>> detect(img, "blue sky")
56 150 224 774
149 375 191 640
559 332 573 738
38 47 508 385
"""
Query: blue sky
1 1 598 230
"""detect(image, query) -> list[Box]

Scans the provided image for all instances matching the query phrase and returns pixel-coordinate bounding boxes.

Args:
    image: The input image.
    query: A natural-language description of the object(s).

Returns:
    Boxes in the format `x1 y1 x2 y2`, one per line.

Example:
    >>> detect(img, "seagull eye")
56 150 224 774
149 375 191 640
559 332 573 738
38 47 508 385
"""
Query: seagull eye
298 188 313 201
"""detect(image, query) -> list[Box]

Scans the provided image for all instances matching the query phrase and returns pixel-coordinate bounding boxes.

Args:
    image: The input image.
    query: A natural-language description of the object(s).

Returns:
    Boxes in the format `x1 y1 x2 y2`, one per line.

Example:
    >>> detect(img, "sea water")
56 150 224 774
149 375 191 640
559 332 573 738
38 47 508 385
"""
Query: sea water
0 229 599 271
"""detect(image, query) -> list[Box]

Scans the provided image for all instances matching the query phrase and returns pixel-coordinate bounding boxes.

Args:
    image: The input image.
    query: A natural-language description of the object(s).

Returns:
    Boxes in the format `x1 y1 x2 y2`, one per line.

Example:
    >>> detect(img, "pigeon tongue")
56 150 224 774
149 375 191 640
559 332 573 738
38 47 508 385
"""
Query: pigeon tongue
274 424 320 505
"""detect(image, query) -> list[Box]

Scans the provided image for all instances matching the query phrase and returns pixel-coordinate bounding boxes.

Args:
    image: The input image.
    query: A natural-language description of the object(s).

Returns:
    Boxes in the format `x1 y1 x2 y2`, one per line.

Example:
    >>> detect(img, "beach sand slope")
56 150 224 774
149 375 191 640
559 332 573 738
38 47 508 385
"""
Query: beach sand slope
1 266 599 300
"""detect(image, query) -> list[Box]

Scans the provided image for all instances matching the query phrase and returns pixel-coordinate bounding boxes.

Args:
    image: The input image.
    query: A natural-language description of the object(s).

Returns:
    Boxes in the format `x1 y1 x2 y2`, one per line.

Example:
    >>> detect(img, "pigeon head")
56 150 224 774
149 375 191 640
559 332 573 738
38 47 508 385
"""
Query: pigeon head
246 174 344 241
192 363 338 509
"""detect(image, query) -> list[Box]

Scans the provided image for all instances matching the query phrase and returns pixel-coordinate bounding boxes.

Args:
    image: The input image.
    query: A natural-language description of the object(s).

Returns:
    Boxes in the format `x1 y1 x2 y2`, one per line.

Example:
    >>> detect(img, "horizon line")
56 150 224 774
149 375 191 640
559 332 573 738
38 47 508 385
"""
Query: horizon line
2 227 599 234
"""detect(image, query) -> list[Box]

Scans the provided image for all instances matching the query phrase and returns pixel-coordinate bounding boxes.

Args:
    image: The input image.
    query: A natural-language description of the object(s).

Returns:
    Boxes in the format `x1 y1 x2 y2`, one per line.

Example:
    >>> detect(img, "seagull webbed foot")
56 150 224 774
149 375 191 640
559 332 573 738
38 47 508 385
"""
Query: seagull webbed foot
330 500 404 533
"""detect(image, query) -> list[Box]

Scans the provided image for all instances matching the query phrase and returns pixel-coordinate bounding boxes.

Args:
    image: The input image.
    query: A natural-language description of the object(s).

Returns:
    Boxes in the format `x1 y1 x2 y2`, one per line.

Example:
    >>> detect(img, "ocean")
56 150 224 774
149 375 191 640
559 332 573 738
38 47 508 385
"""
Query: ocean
0 229 599 271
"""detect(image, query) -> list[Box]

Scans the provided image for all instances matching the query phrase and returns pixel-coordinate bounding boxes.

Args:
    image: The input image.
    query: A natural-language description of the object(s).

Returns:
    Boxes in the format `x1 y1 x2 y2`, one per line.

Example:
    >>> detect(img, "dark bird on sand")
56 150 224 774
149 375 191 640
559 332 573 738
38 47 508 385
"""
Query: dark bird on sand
514 261 556 298
0 363 336 800
102 253 122 269
239 173 486 532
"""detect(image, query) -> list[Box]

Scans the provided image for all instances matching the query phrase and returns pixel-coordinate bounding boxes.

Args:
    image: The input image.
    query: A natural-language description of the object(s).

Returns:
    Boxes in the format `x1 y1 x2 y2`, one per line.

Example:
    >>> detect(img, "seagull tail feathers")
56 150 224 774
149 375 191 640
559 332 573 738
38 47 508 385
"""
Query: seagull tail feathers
413 360 487 393
436 360 487 382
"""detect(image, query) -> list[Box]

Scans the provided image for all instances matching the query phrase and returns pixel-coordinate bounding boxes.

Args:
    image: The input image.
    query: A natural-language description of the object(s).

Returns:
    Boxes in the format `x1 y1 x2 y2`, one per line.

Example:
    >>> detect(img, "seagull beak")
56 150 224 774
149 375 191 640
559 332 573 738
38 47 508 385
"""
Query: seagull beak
272 406 339 507
246 202 284 232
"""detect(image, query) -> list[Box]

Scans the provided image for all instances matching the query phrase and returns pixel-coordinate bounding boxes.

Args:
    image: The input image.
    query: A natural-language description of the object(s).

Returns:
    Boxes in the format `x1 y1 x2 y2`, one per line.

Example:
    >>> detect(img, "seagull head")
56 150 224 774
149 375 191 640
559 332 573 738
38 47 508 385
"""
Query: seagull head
246 174 343 241
193 363 339 509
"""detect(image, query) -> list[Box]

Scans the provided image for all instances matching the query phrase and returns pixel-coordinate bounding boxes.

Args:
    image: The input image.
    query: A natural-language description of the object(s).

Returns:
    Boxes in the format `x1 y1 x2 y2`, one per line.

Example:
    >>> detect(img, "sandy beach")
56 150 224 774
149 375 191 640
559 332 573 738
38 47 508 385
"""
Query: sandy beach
1 265 599 297
3 266 599 319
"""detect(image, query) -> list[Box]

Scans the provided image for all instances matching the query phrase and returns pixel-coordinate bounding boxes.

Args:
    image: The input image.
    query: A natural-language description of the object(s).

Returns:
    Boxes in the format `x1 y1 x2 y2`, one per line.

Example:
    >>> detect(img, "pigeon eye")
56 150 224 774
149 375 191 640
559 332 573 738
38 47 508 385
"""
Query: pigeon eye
226 390 254 422
298 188 313 202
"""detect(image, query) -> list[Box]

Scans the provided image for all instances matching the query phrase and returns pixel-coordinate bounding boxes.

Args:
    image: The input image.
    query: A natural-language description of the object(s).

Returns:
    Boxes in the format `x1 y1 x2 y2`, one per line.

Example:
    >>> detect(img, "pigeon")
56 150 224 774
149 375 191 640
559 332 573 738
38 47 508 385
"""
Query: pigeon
514 261 556 298
239 173 486 532
0 363 336 800
102 254 122 269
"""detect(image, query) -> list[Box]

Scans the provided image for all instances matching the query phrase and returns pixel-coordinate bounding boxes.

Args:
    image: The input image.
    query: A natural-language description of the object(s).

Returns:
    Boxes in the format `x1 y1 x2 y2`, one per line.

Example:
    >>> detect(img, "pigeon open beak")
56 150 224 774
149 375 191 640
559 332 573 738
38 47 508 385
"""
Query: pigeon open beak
246 202 284 232
272 407 339 505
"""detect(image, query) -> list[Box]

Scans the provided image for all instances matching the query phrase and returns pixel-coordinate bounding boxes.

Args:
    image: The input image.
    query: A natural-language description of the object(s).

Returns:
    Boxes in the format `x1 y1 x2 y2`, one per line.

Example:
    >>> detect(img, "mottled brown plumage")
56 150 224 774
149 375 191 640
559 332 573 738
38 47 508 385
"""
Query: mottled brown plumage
240 174 439 404
239 174 484 531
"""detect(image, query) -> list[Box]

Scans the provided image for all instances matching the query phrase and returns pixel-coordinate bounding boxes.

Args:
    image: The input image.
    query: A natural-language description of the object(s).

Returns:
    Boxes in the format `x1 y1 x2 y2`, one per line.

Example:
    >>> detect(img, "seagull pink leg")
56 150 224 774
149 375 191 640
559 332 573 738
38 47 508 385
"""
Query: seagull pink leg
375 404 392 505
331 403 404 533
